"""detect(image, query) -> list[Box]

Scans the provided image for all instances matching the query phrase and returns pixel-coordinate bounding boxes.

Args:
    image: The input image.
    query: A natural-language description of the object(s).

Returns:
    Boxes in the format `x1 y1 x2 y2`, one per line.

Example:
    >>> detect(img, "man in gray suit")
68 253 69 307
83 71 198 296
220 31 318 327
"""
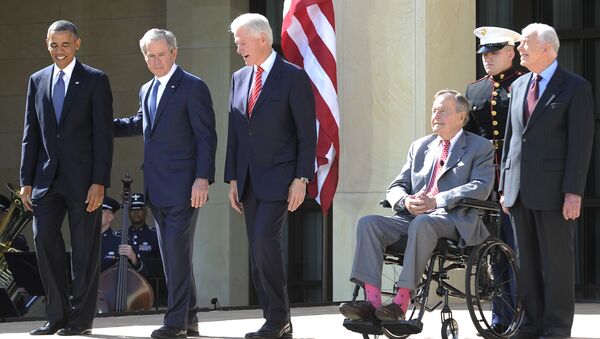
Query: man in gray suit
500 23 594 338
340 90 494 322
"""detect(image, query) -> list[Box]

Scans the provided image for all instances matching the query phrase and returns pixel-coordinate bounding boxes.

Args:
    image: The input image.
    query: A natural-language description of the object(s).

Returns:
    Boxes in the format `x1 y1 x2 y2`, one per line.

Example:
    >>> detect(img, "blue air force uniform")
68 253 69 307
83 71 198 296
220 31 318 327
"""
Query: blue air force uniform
100 196 143 272
128 193 160 260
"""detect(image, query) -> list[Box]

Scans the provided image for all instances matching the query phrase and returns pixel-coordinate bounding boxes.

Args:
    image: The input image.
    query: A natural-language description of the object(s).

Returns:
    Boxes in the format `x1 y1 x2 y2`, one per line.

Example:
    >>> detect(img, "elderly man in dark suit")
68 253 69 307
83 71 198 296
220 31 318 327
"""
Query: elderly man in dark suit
114 28 217 339
18 20 113 336
225 13 316 339
339 90 494 323
500 23 594 338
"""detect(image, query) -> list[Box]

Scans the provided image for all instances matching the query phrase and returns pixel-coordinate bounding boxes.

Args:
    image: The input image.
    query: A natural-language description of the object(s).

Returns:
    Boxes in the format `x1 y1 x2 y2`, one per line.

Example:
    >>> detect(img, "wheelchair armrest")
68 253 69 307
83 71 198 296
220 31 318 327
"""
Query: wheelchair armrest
455 198 500 211
380 200 392 208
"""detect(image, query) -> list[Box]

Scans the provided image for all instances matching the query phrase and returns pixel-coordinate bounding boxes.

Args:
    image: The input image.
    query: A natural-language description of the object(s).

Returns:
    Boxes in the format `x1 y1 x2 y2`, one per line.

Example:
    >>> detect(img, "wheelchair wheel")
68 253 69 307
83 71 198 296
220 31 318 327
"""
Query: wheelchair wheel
465 239 523 338
441 318 459 339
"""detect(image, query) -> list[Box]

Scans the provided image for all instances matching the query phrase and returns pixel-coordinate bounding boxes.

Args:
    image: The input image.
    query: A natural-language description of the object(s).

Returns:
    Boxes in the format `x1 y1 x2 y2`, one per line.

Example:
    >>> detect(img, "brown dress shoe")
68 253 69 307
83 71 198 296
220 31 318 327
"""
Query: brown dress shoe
375 303 405 321
339 301 376 321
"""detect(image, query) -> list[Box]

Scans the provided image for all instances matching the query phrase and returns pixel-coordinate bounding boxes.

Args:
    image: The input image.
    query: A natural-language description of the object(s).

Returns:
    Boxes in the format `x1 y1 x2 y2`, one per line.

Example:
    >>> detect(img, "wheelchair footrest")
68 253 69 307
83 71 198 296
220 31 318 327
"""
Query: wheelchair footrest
381 319 423 335
343 319 383 335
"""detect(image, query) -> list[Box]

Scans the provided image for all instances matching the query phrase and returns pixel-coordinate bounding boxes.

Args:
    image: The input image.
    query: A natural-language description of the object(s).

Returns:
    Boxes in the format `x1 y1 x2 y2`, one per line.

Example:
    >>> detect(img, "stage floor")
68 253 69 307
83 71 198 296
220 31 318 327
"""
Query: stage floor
1 304 599 338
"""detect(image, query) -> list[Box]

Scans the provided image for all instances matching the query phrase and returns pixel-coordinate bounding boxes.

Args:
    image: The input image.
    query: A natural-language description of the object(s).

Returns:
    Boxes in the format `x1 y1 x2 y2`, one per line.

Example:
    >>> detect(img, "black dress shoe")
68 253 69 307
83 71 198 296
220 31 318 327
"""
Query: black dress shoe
245 322 292 339
339 301 376 321
187 322 199 337
56 327 91 336
30 321 67 335
151 325 187 339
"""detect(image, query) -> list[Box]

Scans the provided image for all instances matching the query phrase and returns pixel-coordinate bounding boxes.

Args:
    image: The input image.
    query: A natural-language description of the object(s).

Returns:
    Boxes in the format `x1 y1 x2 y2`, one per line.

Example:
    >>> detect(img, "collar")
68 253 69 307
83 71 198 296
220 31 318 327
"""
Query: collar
154 63 178 86
256 50 276 74
53 57 76 78
490 67 520 82
535 59 558 82
435 129 463 152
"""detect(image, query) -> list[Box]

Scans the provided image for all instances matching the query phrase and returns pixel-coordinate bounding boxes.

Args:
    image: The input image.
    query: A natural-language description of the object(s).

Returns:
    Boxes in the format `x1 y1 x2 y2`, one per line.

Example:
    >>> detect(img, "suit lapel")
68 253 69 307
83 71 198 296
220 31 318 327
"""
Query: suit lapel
422 138 439 189
251 54 283 115
41 66 57 129
141 81 152 137
511 75 528 129
525 66 564 131
151 66 183 132
58 61 84 125
239 67 252 116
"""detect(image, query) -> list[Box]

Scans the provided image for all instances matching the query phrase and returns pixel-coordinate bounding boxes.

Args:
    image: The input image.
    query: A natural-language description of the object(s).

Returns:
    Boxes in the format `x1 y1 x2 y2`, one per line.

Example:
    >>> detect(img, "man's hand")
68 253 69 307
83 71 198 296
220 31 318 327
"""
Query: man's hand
404 193 437 215
19 185 33 211
563 193 582 220
118 244 138 266
499 194 510 215
228 180 243 214
191 178 209 208
287 178 307 212
85 184 105 212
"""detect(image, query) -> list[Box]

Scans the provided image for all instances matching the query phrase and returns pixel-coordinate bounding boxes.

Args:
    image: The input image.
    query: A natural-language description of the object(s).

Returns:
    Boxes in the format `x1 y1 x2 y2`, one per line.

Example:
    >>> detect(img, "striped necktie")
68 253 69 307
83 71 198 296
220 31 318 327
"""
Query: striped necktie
247 66 264 118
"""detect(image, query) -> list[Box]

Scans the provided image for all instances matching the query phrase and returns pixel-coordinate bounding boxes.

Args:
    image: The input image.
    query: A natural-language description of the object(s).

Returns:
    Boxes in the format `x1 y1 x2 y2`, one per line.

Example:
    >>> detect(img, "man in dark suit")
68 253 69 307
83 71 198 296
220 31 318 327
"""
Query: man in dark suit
500 23 594 338
339 90 494 322
18 20 113 336
114 28 217 339
226 13 316 339
465 26 522 333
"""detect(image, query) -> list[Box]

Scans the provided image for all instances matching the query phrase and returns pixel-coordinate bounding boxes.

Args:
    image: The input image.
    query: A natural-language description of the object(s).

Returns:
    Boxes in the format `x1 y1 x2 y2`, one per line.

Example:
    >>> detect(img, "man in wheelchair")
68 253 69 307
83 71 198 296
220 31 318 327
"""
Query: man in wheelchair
340 90 494 326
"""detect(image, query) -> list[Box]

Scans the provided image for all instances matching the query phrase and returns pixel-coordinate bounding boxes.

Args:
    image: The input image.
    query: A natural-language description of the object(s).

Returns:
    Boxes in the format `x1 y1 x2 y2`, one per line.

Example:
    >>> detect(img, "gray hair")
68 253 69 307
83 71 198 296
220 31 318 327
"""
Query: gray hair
139 28 178 55
434 89 470 126
522 23 560 53
230 13 273 45
47 20 78 39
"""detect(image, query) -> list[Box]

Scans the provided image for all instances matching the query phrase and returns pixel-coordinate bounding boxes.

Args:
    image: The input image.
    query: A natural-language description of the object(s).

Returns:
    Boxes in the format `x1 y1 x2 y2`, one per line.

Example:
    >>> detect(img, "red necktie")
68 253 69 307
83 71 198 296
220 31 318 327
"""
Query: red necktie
524 74 542 124
247 66 264 118
426 139 450 195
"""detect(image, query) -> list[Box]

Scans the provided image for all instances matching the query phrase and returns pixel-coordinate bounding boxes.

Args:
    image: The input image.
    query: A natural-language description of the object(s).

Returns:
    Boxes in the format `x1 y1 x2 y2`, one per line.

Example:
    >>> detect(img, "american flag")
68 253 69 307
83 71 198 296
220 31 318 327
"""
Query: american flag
282 0 340 214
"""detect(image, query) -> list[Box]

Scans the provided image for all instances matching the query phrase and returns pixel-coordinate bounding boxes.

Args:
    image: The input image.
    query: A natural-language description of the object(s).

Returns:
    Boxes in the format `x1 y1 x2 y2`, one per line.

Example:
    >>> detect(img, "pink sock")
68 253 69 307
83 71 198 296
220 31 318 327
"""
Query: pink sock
393 287 410 313
364 283 382 308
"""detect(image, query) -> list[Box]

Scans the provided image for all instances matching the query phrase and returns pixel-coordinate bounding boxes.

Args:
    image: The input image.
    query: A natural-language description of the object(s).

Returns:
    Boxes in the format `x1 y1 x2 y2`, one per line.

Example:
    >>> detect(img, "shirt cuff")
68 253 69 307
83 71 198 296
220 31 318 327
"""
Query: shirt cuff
435 194 446 208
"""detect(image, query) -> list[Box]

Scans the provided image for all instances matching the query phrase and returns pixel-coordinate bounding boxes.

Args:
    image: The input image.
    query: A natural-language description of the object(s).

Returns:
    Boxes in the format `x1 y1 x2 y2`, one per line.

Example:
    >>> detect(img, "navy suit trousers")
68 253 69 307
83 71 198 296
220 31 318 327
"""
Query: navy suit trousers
242 178 290 324
149 200 199 329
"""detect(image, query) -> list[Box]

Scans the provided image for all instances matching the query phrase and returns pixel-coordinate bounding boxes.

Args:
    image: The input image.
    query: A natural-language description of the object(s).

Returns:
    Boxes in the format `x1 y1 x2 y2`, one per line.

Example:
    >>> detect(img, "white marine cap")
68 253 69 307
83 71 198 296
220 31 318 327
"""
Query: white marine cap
474 26 522 53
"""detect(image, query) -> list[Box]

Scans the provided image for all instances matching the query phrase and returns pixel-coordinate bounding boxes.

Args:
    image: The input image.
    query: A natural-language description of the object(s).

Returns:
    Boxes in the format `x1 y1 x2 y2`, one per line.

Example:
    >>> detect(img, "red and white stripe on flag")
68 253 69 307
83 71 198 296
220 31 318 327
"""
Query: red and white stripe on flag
282 0 340 214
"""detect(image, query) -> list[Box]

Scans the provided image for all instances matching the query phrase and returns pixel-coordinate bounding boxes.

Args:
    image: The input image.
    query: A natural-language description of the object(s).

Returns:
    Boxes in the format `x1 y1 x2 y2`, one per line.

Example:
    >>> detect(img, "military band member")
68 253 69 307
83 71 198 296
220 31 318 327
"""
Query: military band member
128 193 160 260
465 26 521 334
1 193 29 251
100 196 142 273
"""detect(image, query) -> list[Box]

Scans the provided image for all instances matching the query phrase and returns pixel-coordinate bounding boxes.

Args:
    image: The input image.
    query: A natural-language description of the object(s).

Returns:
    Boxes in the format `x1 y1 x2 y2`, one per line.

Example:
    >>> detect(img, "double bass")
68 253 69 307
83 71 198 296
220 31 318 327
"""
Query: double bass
97 174 154 312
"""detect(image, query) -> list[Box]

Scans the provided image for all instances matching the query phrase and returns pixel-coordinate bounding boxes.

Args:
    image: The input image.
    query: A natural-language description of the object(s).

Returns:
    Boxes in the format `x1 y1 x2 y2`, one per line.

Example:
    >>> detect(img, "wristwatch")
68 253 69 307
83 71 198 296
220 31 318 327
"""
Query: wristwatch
297 177 310 184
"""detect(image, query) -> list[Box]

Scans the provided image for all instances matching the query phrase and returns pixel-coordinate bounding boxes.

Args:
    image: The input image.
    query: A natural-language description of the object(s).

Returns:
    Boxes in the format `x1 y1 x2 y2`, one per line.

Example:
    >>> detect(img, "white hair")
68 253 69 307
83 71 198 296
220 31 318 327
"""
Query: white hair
522 23 560 53
230 13 273 45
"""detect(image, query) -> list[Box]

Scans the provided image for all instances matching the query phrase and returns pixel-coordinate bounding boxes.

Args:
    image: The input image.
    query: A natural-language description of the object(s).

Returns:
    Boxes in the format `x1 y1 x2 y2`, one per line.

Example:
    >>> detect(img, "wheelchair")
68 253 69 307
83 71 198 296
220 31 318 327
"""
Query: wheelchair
342 198 524 339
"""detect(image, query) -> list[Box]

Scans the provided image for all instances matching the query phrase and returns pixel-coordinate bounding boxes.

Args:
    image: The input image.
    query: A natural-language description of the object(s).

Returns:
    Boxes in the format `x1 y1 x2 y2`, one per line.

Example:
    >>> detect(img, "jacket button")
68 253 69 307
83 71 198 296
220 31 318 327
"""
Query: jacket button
249 132 253 136
522 138 527 142
56 134 60 138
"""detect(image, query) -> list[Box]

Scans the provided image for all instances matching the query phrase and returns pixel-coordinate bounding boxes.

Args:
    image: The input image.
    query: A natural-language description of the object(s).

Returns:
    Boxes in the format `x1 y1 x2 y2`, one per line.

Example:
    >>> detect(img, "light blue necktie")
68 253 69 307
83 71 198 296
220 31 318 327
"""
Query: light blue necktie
148 79 160 126
53 70 65 123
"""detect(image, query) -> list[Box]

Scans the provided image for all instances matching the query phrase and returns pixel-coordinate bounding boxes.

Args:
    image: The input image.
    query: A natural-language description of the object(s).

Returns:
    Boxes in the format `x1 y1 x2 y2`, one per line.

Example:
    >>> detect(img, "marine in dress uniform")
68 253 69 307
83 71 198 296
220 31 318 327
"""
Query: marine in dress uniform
464 26 521 333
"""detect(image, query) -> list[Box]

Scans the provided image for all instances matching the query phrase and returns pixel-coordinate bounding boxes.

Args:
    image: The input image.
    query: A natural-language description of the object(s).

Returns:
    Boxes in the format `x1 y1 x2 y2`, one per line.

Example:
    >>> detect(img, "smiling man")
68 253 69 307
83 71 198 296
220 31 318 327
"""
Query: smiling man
225 13 316 339
19 20 113 336
500 23 594 338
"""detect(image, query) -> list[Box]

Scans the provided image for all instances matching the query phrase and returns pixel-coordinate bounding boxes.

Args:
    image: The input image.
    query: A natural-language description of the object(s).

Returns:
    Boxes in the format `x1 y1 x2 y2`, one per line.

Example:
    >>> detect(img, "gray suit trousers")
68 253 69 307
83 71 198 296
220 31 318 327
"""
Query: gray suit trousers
350 210 459 290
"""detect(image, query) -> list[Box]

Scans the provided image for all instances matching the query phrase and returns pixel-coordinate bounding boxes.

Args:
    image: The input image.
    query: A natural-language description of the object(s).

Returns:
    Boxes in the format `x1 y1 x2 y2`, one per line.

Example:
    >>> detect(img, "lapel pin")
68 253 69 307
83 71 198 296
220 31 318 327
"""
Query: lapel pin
171 85 175 88
75 81 80 85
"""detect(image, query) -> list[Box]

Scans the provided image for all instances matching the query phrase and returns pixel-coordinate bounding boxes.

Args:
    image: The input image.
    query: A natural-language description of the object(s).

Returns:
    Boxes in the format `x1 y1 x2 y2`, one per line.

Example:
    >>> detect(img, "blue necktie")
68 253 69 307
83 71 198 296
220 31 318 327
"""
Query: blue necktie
148 80 160 126
53 70 65 123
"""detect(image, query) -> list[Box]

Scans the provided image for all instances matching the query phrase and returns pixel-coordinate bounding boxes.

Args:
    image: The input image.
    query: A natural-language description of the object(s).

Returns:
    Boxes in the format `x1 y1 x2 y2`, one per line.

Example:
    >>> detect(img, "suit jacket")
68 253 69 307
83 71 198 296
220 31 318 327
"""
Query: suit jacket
386 131 495 247
499 65 594 209
224 54 316 201
20 60 113 200
114 66 217 207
